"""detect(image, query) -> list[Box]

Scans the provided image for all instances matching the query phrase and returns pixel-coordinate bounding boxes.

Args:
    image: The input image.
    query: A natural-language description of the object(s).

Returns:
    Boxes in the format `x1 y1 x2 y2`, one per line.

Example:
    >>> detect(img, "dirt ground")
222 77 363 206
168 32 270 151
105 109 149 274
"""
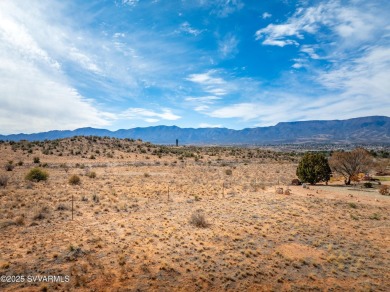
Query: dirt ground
0 138 389 291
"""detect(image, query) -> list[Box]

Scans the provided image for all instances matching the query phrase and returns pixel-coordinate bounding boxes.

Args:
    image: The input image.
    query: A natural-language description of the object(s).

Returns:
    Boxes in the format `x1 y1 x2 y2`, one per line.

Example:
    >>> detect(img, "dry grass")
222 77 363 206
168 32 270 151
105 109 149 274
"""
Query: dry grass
0 137 389 291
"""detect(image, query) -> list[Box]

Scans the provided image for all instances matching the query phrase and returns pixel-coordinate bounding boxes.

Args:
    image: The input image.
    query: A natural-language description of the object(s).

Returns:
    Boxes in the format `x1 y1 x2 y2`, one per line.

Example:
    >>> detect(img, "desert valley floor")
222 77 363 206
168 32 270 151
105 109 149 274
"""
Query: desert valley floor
0 137 389 291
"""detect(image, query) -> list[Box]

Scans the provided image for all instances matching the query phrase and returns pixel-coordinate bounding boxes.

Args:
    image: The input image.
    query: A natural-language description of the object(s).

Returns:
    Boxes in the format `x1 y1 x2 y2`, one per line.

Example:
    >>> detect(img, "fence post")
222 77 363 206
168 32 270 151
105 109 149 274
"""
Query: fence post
72 194 74 220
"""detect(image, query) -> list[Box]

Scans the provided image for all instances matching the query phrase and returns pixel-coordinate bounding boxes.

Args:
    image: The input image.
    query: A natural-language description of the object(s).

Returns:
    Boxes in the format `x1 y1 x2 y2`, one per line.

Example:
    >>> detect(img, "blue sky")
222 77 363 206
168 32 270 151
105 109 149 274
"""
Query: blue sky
0 0 389 134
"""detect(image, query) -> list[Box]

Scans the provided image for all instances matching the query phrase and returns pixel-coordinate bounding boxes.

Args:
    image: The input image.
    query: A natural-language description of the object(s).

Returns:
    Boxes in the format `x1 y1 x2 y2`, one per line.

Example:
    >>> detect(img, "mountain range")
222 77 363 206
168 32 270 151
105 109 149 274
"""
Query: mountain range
1 116 389 145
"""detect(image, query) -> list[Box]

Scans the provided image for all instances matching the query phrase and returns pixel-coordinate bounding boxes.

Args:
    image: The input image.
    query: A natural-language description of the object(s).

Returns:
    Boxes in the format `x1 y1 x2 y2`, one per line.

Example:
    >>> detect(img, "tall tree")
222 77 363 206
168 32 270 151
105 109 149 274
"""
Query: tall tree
329 148 373 185
296 152 331 185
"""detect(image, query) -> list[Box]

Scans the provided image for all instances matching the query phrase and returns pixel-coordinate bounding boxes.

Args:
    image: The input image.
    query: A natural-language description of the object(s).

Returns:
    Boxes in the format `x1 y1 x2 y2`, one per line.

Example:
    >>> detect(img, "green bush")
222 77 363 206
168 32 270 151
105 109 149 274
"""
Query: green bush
296 152 331 185
25 168 48 182
363 182 373 188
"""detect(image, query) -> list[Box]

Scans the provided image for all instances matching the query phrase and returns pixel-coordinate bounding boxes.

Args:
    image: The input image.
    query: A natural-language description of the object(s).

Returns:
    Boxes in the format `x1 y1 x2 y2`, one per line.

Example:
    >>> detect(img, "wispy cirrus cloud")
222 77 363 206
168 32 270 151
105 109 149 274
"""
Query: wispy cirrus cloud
0 0 204 133
186 70 229 96
1 0 388 134
255 0 382 48
206 90 389 127
185 96 221 112
212 0 244 17
177 22 204 36
120 108 181 123
121 0 139 7
319 46 390 101
218 33 239 59
0 55 112 134
185 96 221 103
0 1 113 134
243 0 390 126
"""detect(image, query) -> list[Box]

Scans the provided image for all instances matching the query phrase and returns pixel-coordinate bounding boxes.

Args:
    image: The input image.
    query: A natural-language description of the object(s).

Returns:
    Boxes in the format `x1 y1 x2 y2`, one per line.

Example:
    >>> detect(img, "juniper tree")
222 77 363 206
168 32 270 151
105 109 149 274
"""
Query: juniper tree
296 152 331 185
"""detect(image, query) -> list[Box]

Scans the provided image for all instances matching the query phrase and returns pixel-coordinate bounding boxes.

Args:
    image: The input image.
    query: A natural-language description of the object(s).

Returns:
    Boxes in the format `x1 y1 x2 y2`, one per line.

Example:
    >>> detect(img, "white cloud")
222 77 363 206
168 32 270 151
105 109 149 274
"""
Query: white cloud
122 0 139 7
145 118 159 123
120 108 181 122
186 96 221 112
262 12 272 19
186 70 230 96
318 46 390 102
195 105 209 112
186 70 225 85
69 47 102 74
113 32 125 38
185 71 264 120
0 0 196 134
262 38 298 47
0 7 60 70
291 60 304 69
199 123 222 128
255 1 381 49
0 1 112 134
212 0 244 17
205 98 343 126
185 96 221 103
251 0 390 124
218 33 239 58
0 56 112 134
205 59 390 126
177 22 203 36
300 45 320 59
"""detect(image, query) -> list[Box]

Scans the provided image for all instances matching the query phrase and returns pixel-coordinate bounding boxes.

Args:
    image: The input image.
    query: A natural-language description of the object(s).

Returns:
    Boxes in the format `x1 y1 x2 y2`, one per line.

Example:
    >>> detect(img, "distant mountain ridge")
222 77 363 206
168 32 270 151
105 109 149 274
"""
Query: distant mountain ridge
1 116 389 145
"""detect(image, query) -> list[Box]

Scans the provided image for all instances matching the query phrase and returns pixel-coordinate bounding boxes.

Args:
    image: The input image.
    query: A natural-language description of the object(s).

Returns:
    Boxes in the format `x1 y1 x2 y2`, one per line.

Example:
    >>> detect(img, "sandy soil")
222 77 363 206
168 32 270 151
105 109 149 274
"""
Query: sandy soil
0 137 389 291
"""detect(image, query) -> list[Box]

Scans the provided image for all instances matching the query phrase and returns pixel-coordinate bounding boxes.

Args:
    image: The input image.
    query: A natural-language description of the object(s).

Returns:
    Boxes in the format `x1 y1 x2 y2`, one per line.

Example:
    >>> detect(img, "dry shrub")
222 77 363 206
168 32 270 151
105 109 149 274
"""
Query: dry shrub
275 187 283 194
379 185 390 196
26 168 48 182
284 189 291 195
60 163 69 173
0 220 16 229
33 206 50 220
86 171 96 178
190 210 209 228
225 169 232 175
14 216 25 226
291 178 301 185
0 174 8 188
4 163 14 171
69 174 81 185
57 203 69 210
